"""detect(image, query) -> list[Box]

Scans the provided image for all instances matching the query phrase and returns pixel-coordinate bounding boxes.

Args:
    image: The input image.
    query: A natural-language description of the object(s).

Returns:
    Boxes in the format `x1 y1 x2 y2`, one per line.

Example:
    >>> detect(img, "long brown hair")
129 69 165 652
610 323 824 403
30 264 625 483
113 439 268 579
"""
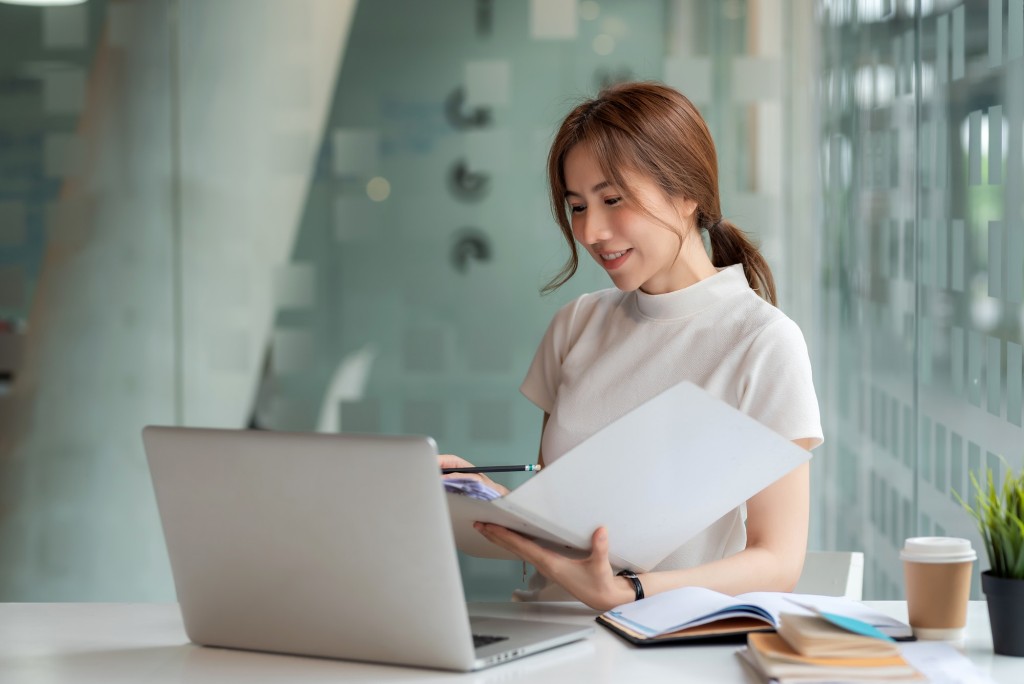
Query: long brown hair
544 81 777 305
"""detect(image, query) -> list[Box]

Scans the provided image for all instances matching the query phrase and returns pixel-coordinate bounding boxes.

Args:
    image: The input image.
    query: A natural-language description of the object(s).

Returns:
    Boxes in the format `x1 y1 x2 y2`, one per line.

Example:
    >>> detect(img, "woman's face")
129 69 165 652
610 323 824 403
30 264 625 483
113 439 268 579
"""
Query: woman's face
563 144 698 294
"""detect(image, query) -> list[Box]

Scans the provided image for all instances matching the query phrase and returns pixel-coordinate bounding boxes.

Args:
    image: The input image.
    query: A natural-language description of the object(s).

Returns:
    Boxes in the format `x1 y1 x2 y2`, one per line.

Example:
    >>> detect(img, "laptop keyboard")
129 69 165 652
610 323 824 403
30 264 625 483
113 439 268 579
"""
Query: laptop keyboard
473 633 509 649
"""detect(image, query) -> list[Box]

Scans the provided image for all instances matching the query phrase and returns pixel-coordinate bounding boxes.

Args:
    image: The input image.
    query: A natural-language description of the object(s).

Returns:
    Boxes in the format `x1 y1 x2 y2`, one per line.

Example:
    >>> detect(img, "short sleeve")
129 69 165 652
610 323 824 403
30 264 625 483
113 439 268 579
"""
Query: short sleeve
738 317 824 449
520 298 581 414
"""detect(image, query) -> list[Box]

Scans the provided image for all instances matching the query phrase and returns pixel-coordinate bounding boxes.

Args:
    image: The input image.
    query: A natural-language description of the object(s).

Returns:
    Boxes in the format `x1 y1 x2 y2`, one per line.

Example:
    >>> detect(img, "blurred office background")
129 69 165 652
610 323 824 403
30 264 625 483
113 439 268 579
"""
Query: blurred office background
0 0 1020 602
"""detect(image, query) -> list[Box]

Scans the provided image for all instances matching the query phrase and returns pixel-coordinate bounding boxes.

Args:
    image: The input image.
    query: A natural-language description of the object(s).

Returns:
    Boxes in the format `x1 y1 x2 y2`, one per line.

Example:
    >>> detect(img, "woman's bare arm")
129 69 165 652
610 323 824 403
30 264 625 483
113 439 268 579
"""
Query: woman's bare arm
537 413 549 467
475 437 816 610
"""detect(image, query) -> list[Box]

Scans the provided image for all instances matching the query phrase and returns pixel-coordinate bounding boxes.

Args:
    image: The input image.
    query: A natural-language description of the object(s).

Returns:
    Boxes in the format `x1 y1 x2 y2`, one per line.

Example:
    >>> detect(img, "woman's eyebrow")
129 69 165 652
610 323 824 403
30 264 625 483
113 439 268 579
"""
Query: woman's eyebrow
564 181 611 198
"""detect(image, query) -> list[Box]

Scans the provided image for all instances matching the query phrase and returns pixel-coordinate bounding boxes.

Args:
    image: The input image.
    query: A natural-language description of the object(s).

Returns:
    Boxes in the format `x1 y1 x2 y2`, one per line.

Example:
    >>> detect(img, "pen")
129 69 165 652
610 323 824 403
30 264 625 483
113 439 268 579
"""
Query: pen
441 464 543 474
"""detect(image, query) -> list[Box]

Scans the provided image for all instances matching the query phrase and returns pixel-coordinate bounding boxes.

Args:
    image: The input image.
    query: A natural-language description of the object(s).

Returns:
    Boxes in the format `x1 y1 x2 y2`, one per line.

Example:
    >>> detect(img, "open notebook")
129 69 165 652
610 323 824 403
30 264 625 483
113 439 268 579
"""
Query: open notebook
597 587 913 645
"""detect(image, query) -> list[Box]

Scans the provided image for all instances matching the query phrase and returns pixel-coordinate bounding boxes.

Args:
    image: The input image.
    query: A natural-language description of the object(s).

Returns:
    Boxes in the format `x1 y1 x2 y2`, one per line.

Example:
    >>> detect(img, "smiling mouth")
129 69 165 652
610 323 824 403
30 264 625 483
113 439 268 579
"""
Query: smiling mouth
596 248 632 270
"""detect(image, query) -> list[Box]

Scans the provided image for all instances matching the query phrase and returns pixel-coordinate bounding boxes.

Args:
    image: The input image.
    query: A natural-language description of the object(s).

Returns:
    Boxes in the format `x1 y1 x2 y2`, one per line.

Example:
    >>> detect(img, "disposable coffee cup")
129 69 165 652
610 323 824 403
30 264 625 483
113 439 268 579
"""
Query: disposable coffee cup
900 537 976 640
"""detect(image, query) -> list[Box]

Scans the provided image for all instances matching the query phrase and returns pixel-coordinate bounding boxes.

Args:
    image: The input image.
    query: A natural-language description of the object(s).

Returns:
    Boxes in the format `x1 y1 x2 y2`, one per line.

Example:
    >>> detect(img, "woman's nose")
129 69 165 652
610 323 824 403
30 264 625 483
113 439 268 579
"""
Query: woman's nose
575 211 612 246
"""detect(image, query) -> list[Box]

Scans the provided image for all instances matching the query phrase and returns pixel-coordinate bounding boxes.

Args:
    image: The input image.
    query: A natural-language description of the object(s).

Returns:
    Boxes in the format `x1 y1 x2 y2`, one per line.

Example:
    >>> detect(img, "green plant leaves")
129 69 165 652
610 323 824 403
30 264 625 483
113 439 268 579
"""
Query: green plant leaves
954 463 1024 580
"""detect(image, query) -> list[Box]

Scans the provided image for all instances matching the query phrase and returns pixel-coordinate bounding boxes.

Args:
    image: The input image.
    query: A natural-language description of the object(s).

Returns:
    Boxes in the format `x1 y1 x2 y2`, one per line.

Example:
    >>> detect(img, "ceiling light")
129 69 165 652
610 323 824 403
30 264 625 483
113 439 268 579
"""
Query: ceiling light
0 1 88 6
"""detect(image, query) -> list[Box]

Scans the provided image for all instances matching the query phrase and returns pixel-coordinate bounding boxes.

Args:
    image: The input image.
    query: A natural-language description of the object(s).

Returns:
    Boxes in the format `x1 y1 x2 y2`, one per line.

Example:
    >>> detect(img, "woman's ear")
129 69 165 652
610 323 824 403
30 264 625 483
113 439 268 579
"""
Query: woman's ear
672 198 699 232
675 198 698 220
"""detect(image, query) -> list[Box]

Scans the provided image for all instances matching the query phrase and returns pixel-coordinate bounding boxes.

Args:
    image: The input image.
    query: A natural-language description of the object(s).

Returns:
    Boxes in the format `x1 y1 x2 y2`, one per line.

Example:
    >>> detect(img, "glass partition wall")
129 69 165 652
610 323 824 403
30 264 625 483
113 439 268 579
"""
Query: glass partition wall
1 0 831 602
817 0 1024 598
0 0 180 599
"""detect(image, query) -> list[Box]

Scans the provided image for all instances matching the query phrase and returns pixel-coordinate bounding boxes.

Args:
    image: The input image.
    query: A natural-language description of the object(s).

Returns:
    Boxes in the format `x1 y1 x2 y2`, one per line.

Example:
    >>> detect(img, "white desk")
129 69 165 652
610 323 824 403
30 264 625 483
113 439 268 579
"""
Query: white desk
1 601 1019 683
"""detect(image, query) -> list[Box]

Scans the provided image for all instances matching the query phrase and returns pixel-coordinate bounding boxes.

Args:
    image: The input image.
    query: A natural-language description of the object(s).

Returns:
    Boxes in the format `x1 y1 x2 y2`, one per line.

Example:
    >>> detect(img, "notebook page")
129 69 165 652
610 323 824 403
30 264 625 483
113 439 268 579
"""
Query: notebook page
605 586 777 636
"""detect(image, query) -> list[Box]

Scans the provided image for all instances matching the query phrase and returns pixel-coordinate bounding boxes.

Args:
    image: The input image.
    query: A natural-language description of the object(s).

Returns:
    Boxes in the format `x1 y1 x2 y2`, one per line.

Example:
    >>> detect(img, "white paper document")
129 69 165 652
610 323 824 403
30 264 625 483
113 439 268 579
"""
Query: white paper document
447 381 812 572
899 642 996 684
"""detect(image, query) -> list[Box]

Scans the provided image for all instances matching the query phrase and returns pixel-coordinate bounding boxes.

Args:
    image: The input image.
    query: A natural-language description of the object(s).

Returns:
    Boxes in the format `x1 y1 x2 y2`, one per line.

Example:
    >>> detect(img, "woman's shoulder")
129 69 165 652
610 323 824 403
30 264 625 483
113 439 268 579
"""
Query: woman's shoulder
714 289 807 346
539 288 629 346
713 285 780 320
551 287 628 319
739 303 812 368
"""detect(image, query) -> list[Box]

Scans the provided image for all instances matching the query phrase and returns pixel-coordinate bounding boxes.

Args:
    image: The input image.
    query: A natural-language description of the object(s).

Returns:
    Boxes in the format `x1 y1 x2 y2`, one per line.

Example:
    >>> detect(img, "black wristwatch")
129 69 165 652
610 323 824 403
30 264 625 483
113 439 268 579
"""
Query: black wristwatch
616 569 644 601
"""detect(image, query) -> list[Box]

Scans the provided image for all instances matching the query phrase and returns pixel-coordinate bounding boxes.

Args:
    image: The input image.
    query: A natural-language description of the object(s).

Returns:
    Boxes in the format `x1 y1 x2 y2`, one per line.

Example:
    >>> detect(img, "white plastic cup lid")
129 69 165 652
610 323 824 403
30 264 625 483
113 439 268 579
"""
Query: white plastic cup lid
900 537 977 563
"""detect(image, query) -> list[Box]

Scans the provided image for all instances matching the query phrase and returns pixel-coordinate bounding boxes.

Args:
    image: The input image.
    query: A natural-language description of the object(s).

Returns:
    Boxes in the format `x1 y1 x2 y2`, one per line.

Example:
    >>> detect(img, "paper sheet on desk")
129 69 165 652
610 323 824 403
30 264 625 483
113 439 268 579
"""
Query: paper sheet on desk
899 642 996 684
446 381 813 572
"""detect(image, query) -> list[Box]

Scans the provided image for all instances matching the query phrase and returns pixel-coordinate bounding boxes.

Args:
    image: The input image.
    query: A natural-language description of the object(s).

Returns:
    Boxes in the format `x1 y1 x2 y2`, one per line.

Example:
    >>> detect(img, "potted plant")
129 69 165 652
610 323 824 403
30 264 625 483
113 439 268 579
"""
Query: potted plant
958 465 1024 656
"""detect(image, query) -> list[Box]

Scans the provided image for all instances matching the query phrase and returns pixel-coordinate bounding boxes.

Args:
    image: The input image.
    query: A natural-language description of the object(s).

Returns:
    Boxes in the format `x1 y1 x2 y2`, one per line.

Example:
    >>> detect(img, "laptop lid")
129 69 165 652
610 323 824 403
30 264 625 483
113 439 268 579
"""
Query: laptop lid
143 427 591 672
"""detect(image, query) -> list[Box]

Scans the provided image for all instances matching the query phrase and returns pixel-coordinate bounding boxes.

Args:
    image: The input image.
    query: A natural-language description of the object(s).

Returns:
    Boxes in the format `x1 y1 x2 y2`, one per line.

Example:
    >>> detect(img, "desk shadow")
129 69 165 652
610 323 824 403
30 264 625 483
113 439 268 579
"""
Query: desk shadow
470 601 600 620
176 638 599 683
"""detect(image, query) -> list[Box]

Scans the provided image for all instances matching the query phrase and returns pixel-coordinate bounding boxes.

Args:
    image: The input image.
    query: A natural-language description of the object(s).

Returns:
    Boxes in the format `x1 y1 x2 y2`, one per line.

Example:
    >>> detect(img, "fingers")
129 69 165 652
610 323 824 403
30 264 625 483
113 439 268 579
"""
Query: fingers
438 454 474 469
589 526 609 564
475 524 617 610
474 523 554 570
442 471 486 482
439 454 481 481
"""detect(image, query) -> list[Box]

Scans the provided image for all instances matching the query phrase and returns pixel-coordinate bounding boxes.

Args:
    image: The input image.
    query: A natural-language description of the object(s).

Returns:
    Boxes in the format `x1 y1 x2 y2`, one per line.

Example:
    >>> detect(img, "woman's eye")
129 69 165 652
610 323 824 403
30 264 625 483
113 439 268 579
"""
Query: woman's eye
604 197 622 206
570 205 586 214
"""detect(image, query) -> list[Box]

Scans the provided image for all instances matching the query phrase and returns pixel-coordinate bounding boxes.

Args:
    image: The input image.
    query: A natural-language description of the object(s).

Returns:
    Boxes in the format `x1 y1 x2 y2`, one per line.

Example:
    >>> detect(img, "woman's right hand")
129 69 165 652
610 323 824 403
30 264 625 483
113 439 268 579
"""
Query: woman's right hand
438 454 510 496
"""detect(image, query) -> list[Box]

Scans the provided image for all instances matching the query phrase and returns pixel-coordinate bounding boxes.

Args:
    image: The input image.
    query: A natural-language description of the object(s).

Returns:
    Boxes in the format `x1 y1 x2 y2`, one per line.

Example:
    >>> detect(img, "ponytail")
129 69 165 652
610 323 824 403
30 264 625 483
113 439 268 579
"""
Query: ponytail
707 220 777 306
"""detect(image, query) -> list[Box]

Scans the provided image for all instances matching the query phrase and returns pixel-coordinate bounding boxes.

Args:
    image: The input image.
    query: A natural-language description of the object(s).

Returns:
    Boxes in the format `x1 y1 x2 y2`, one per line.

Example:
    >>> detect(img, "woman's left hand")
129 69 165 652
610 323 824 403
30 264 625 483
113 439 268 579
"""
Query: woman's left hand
472 523 631 611
439 454 510 495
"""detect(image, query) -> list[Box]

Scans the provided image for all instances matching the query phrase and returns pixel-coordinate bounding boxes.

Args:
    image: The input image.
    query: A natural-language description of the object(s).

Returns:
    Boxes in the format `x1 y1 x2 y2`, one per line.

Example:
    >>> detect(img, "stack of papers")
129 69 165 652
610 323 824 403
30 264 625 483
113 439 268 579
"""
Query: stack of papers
737 632 923 683
736 602 921 682
734 602 1003 683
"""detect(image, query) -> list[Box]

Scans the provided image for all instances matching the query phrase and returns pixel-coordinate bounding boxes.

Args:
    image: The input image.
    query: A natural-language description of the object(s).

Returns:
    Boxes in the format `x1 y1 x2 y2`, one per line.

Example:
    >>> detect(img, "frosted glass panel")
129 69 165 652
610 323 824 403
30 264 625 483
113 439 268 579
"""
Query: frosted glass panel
43 5 88 48
819 0 1024 598
529 0 578 40
0 0 179 601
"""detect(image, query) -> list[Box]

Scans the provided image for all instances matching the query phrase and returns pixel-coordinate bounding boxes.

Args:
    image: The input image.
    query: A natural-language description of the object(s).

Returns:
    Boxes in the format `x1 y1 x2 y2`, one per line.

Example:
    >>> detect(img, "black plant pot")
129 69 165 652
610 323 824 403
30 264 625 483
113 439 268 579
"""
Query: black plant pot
981 571 1024 657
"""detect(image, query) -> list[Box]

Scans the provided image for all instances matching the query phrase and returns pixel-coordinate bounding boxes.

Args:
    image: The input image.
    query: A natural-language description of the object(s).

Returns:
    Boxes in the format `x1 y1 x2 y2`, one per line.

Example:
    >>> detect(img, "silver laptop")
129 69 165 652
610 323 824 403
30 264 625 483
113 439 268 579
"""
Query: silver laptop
142 426 592 671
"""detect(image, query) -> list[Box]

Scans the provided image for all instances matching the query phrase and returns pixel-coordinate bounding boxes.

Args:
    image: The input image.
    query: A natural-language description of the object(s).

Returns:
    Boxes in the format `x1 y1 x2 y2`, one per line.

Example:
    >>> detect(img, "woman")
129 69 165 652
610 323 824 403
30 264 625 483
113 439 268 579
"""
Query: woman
442 81 822 611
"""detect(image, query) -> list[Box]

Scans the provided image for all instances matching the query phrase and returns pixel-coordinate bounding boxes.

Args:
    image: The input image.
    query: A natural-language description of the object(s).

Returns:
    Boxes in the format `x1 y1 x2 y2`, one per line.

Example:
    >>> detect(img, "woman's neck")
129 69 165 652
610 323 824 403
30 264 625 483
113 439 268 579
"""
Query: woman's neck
639 236 719 295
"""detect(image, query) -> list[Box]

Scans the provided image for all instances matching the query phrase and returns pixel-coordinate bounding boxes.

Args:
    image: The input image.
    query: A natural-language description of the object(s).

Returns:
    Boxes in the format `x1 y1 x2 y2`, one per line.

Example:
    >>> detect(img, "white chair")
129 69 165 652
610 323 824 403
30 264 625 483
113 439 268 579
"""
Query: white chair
793 551 864 600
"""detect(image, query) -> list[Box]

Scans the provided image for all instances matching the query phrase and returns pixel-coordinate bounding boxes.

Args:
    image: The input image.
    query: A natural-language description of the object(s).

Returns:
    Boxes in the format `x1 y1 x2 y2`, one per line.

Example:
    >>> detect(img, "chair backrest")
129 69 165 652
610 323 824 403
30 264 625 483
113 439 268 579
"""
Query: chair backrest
793 551 864 600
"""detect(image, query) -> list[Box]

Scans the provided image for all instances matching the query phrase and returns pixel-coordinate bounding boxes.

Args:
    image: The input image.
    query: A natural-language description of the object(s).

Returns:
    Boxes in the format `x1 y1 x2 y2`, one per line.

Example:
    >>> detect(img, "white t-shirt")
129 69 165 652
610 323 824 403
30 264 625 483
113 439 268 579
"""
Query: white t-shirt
514 264 823 600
